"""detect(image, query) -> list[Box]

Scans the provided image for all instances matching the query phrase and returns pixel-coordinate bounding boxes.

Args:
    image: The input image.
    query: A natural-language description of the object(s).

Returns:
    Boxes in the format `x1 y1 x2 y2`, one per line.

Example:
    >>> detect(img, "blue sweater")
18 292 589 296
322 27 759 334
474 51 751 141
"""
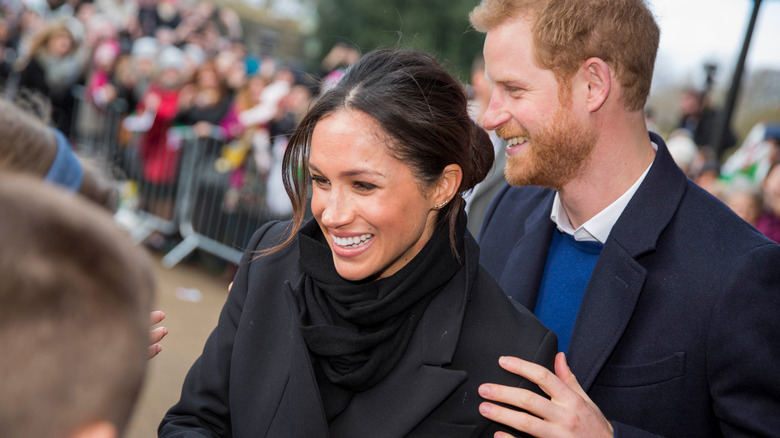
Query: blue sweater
534 230 603 353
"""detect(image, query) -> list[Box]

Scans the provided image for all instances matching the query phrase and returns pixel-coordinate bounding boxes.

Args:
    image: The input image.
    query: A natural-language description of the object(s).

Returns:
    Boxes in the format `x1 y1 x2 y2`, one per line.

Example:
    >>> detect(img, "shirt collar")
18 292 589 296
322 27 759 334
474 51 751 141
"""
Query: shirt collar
550 142 657 243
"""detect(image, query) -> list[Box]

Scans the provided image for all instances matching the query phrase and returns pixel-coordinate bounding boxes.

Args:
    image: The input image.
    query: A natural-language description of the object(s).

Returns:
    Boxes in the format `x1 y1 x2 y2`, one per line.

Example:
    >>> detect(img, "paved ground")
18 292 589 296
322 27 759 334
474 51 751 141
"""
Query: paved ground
125 250 235 437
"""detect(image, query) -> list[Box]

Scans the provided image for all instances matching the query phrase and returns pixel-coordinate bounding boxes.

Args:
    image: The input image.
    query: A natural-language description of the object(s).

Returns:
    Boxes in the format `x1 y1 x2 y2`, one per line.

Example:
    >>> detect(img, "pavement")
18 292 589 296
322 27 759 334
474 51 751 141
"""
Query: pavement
125 249 235 437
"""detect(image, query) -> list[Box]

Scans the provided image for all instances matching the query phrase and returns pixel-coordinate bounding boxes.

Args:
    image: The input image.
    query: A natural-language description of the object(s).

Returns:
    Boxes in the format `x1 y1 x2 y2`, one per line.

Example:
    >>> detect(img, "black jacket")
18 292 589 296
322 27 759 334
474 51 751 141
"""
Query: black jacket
160 220 557 437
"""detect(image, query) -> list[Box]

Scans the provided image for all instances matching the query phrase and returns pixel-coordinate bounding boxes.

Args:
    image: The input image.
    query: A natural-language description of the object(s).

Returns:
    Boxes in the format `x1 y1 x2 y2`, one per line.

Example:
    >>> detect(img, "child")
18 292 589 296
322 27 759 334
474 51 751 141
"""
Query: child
0 174 155 438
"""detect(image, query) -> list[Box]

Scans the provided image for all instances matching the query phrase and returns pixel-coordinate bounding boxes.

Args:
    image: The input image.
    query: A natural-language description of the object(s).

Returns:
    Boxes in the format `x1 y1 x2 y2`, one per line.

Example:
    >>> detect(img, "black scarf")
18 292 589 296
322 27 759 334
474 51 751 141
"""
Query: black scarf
295 214 465 393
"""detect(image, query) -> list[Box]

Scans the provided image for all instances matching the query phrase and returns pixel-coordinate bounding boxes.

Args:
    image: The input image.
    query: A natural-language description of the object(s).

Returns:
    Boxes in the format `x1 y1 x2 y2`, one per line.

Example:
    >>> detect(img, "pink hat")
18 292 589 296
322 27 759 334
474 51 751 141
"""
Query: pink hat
93 40 121 64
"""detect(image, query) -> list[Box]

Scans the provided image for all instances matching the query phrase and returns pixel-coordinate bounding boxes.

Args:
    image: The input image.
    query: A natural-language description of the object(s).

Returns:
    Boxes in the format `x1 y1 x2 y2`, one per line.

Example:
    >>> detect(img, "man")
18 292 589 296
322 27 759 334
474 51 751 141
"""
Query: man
0 174 155 438
469 0 780 436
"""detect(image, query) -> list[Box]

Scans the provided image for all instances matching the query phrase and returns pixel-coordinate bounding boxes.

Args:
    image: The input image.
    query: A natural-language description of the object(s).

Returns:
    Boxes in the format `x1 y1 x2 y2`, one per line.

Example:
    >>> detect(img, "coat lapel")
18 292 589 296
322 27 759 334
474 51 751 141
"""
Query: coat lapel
567 133 687 391
499 191 556 311
283 281 330 437
566 242 646 391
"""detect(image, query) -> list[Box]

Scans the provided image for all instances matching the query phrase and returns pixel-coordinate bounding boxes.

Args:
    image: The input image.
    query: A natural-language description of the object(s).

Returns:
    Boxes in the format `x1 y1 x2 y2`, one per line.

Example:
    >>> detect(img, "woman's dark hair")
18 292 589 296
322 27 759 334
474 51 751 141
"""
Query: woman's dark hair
272 49 494 254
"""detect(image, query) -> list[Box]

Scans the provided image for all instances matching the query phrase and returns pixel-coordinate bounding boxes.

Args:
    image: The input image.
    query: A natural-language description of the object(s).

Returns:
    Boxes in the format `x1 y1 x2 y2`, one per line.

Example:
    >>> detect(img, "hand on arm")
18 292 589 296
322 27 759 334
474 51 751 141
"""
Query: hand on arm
479 353 613 438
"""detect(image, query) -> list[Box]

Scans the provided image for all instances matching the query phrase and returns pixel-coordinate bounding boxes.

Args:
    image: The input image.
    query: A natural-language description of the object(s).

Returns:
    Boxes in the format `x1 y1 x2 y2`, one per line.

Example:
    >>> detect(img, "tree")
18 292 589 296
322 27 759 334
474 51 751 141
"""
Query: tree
315 0 484 82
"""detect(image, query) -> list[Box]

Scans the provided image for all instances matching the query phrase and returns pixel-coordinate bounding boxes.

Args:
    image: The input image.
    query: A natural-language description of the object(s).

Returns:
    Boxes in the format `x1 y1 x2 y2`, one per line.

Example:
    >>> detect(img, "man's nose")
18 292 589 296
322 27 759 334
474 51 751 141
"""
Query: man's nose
482 90 511 131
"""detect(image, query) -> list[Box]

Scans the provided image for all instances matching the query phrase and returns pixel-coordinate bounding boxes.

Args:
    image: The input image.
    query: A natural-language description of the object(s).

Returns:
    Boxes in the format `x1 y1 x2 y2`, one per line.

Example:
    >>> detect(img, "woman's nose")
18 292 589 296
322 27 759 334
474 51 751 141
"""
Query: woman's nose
318 190 353 228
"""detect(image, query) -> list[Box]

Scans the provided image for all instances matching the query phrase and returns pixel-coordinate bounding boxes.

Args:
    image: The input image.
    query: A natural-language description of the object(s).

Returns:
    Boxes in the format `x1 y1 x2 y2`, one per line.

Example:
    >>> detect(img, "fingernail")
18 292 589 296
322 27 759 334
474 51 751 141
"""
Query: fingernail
479 403 492 415
499 356 509 366
478 384 490 396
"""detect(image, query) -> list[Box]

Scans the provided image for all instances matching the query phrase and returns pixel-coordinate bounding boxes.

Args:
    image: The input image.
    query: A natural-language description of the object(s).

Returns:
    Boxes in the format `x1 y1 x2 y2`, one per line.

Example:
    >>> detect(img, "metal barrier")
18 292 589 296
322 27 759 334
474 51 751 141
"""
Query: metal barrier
161 133 287 268
70 85 128 166
118 125 186 243
69 92 292 268
71 88 182 244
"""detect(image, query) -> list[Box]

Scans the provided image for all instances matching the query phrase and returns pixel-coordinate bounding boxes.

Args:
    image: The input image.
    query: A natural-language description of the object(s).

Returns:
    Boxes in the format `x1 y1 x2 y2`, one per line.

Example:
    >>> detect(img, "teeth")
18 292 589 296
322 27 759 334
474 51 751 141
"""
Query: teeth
506 136 529 146
333 234 373 248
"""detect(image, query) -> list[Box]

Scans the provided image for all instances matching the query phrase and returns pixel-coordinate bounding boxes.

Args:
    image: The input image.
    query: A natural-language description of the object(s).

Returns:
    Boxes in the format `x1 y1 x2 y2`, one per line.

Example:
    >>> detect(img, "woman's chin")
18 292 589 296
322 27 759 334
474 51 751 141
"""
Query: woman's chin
332 256 386 282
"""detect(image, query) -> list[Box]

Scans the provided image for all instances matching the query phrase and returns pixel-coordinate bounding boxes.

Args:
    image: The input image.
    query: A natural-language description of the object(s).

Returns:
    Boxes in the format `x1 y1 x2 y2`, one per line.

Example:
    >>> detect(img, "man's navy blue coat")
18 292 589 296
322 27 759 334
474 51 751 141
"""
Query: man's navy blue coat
478 133 780 437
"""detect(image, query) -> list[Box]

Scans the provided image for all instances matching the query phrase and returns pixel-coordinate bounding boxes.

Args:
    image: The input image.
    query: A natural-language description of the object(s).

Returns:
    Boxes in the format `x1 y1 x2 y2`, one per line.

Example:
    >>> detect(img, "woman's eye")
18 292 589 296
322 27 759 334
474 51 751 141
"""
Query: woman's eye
311 176 329 187
354 182 377 191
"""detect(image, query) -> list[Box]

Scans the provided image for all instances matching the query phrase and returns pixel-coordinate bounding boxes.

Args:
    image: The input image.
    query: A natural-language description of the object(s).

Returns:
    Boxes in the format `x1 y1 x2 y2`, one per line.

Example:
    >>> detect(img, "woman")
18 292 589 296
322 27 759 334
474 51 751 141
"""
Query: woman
159 49 556 437
756 162 780 243
15 20 84 137
175 60 234 138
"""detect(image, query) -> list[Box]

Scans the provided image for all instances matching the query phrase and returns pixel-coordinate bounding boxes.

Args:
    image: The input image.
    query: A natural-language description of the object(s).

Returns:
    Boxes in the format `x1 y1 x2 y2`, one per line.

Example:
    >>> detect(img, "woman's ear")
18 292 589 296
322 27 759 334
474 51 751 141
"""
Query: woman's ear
433 164 463 208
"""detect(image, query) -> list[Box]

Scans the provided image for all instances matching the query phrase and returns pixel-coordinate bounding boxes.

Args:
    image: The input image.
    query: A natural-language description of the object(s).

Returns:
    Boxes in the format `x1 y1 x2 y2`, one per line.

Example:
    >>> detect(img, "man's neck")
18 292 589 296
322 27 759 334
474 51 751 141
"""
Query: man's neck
558 124 656 229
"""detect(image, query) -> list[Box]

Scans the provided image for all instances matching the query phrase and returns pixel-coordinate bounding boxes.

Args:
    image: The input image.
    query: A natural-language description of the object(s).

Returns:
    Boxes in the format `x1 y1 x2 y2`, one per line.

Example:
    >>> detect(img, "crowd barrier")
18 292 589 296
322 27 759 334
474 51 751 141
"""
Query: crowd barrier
69 93 291 268
163 132 277 267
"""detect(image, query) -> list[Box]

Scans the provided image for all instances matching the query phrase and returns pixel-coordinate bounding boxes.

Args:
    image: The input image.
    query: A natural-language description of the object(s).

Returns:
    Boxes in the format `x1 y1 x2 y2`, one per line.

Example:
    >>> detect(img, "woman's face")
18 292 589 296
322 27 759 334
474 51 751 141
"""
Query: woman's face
309 109 439 281
247 76 266 102
47 31 73 57
764 166 780 215
197 67 220 89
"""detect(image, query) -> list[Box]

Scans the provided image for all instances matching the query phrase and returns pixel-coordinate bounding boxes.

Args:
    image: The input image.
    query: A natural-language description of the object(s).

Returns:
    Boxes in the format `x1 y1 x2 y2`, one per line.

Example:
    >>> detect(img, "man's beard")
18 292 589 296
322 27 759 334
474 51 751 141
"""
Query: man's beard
500 103 597 191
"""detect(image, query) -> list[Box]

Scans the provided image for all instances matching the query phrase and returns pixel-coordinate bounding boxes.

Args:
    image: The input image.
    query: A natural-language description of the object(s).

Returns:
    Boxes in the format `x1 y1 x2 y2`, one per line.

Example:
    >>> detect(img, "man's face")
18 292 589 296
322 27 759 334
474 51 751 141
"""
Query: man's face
482 18 596 190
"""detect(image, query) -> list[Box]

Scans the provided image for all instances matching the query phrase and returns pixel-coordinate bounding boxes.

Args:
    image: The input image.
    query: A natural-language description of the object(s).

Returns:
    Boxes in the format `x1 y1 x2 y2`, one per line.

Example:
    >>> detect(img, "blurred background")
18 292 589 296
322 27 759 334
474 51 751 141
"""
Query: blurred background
1 0 778 435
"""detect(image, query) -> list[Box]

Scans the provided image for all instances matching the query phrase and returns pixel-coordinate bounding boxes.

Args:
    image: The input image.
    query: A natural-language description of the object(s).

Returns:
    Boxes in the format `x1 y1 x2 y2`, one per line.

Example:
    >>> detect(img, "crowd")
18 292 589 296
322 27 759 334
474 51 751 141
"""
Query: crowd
1 0 780 437
4 0 778 247
1 0 336 242
656 89 780 244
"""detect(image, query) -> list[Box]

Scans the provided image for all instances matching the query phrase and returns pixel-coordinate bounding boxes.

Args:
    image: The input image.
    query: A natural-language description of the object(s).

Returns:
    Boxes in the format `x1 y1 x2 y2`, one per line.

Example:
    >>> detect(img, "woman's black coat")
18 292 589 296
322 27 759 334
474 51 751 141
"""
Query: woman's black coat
160 221 557 437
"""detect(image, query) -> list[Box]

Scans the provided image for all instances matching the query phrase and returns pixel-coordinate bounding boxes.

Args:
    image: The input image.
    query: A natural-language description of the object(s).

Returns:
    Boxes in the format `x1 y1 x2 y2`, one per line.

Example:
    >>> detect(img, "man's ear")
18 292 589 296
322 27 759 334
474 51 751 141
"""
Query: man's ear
433 163 463 208
582 57 611 112
68 421 118 438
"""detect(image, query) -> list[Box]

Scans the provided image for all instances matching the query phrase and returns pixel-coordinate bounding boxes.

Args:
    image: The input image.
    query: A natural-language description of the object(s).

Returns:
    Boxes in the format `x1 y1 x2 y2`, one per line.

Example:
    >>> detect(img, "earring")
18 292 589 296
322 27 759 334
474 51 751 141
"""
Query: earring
433 200 449 210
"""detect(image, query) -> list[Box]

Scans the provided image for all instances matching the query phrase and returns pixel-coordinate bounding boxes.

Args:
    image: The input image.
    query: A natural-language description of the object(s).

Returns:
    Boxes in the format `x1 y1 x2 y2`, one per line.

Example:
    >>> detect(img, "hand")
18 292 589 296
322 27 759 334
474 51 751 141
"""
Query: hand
143 93 161 112
103 84 117 103
478 353 613 438
148 310 168 359
193 121 213 138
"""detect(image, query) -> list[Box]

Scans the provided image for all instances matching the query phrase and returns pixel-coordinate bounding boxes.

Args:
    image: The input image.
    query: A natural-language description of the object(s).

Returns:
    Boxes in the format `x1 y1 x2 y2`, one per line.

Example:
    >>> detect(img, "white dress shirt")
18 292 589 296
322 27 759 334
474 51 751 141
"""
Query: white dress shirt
550 143 657 243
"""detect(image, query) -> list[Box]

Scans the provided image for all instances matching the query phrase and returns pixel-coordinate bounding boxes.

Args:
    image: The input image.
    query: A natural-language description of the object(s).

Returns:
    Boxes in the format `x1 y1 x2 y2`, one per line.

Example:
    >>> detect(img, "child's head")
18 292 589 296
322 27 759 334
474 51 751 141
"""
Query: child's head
92 39 121 72
155 45 187 89
724 182 763 226
0 174 154 438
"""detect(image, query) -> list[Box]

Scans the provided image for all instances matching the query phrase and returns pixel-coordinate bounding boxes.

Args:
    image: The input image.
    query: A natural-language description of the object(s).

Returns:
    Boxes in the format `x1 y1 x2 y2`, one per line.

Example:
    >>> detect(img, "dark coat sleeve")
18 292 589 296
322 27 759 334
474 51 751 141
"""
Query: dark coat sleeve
707 242 780 436
609 241 780 437
429 265 556 438
158 221 286 437
470 270 557 438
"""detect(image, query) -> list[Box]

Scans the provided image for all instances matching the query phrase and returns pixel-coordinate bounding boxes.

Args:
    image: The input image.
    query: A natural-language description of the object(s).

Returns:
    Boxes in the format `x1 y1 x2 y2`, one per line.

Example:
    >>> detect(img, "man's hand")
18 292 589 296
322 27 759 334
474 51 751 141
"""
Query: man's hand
148 310 168 359
478 353 613 438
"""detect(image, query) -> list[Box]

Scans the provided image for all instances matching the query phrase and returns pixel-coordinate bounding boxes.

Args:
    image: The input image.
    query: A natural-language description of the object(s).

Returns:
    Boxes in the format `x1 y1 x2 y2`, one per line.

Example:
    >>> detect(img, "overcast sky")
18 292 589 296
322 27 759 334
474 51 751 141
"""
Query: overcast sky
649 0 780 86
